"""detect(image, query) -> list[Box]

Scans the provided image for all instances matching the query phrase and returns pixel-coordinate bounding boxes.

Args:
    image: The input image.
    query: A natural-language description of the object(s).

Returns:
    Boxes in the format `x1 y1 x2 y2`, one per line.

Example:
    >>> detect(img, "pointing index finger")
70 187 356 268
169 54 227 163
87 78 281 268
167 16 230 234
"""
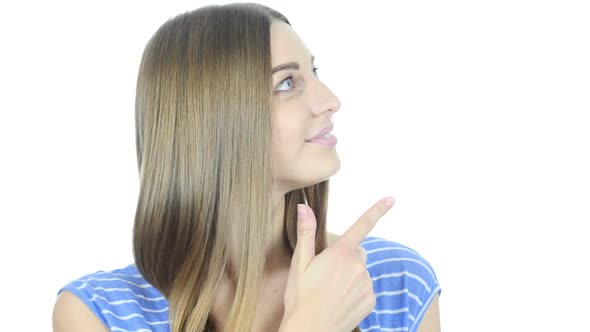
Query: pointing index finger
338 197 395 251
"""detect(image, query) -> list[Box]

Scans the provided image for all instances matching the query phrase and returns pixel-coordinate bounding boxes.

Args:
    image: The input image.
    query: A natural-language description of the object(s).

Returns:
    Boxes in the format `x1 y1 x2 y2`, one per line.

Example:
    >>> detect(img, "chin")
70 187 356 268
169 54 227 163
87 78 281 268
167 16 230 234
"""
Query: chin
304 157 341 185
275 153 341 191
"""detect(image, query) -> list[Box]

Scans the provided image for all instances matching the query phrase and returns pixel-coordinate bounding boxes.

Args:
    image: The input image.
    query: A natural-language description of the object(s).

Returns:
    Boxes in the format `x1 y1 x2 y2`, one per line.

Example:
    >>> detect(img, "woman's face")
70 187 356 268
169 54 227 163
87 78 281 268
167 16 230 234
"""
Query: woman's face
270 20 342 193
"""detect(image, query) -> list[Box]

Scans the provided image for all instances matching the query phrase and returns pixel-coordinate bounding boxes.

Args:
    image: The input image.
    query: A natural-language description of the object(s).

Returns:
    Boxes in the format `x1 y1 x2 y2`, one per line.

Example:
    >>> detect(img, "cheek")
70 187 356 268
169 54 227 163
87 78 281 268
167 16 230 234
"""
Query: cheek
273 105 307 146
272 125 304 157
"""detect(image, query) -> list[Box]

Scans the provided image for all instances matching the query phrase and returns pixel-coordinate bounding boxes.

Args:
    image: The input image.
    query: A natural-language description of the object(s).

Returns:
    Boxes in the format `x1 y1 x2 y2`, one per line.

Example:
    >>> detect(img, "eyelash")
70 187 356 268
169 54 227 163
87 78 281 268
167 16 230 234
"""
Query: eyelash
275 66 319 92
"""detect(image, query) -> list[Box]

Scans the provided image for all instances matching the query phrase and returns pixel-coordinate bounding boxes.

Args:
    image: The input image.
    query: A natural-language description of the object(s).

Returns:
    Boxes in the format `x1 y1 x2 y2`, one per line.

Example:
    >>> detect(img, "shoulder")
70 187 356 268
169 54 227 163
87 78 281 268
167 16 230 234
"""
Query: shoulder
360 236 441 332
361 236 439 282
53 291 110 332
54 264 170 331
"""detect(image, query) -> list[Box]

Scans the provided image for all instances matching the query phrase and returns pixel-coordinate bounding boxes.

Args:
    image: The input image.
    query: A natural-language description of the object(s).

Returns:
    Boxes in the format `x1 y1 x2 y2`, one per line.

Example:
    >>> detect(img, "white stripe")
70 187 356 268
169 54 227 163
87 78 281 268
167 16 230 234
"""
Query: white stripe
101 310 169 325
374 289 423 307
94 270 143 278
366 246 419 256
362 323 409 331
362 238 384 245
373 307 409 315
409 314 416 321
111 327 152 332
75 283 166 301
375 289 407 296
362 239 420 256
79 277 153 288
371 271 432 293
89 294 168 313
367 258 436 280
407 292 423 307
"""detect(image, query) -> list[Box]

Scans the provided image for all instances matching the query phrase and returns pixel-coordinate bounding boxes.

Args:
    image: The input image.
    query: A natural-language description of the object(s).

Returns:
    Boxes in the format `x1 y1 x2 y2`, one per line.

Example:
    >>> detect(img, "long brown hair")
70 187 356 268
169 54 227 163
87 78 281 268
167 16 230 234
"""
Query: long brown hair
132 3 361 331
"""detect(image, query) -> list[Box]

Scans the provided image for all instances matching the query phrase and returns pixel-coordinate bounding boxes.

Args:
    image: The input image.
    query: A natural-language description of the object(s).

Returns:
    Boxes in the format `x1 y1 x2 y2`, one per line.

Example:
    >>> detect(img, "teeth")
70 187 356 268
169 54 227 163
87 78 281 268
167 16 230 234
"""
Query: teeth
320 133 332 138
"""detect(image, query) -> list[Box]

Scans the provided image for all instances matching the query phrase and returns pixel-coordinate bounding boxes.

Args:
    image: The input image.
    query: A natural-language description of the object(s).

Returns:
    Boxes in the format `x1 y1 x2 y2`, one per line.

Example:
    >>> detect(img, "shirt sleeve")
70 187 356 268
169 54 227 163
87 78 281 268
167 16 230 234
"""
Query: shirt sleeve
362 236 441 332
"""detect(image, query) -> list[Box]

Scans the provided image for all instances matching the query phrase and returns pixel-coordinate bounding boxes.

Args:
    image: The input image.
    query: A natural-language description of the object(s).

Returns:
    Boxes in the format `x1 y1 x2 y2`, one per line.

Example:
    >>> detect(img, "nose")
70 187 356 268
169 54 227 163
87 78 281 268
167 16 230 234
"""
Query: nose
309 79 341 117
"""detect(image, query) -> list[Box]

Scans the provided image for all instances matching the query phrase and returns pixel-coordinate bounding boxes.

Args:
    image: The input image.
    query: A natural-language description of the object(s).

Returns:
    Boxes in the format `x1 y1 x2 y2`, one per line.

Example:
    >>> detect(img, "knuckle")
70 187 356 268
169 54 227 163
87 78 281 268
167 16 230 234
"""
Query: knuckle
353 260 368 278
368 292 376 308
362 279 376 299
362 276 374 296
297 223 316 236
334 243 354 259
361 284 371 298
356 246 367 259
329 249 348 268
361 289 377 314
335 236 353 252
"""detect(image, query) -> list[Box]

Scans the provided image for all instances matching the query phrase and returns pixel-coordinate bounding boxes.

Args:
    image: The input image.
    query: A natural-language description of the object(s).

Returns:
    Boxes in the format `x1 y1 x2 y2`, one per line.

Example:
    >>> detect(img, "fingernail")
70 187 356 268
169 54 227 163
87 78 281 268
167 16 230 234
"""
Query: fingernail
384 197 395 207
297 204 308 217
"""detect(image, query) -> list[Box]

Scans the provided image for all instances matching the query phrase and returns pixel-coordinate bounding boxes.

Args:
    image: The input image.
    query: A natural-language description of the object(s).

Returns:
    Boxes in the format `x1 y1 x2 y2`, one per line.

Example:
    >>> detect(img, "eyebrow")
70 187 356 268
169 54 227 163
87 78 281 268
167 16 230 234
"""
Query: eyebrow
272 55 315 74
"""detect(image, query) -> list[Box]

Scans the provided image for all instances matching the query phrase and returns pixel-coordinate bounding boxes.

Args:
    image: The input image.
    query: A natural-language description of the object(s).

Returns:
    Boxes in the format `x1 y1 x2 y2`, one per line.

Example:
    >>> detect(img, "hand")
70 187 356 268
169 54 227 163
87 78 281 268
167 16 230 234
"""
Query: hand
280 197 396 332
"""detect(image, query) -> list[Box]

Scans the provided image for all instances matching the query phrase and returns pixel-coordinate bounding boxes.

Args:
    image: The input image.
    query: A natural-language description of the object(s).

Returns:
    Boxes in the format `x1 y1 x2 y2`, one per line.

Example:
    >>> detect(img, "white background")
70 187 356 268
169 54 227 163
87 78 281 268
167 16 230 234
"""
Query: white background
1 0 589 331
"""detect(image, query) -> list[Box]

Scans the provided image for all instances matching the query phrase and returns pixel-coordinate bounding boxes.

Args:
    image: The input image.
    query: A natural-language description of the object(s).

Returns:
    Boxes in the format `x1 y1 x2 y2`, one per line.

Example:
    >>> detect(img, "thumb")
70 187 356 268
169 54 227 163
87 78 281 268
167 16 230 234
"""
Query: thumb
291 204 317 276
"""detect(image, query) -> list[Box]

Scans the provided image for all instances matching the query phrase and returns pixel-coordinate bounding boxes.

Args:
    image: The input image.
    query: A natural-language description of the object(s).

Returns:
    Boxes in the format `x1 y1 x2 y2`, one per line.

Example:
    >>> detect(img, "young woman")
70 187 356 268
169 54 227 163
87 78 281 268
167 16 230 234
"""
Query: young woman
52 3 441 332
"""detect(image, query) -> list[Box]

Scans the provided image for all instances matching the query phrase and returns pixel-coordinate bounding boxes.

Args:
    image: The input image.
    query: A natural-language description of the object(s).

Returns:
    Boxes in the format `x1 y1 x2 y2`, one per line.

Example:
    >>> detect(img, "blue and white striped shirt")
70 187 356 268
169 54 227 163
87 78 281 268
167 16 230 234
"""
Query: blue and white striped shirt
57 236 441 332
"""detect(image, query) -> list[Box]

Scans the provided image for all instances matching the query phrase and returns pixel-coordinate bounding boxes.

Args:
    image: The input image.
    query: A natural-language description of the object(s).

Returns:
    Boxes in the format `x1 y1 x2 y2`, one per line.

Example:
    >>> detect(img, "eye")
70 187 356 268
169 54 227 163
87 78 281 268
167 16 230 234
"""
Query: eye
274 67 320 93
275 76 294 92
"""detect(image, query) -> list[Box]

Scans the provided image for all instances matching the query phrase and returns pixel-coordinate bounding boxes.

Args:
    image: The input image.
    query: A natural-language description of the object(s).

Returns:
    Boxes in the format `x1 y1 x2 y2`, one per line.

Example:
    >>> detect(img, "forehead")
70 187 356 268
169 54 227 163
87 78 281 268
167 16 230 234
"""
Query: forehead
270 21 312 64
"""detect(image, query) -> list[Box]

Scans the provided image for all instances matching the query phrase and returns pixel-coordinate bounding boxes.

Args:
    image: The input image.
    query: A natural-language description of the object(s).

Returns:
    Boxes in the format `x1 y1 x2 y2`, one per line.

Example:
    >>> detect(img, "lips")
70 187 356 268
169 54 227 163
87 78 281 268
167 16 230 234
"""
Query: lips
305 123 334 142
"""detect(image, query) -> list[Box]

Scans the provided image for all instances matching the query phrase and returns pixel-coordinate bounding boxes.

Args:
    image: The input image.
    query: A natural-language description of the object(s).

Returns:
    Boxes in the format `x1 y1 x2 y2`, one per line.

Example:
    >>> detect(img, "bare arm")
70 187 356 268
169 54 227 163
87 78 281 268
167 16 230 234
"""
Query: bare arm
416 293 441 332
52 291 110 332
